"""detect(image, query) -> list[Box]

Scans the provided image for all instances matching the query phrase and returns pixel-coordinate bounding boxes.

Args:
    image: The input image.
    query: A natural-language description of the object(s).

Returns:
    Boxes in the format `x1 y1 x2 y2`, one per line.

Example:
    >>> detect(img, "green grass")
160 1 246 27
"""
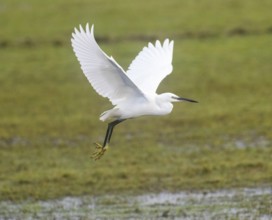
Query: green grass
0 0 272 201
1 0 272 43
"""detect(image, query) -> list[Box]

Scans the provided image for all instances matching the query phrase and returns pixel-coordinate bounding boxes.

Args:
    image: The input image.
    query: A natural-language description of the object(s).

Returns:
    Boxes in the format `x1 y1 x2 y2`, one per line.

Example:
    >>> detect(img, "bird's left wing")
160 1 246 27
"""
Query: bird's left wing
126 39 174 94
71 24 146 106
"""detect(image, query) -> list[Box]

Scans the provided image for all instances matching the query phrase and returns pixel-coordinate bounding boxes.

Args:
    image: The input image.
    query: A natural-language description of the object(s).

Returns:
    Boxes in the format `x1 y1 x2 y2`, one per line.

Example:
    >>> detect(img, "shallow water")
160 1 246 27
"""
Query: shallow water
0 187 271 219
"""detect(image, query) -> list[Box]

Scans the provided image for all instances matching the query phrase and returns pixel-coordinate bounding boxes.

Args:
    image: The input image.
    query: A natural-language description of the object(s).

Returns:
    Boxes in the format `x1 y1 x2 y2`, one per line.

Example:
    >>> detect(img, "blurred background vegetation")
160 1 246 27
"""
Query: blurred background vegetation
0 0 271 201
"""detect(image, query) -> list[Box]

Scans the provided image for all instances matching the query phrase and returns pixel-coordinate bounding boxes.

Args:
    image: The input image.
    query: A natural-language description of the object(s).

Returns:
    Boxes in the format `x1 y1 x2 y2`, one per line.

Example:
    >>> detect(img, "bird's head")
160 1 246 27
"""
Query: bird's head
161 93 198 103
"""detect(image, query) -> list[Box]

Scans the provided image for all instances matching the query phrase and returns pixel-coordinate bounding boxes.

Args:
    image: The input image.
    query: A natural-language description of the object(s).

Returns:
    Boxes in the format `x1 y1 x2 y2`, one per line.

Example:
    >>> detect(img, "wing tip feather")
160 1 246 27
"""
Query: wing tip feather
72 22 95 35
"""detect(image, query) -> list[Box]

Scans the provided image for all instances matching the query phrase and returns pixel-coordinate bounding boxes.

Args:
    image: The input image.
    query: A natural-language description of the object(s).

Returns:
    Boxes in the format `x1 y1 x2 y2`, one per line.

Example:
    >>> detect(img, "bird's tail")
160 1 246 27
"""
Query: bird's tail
99 108 120 122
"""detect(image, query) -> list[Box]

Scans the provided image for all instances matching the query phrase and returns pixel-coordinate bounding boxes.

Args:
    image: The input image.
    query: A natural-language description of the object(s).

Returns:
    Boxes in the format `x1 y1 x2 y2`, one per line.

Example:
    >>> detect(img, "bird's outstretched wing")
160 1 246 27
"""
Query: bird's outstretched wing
71 24 145 106
126 39 174 94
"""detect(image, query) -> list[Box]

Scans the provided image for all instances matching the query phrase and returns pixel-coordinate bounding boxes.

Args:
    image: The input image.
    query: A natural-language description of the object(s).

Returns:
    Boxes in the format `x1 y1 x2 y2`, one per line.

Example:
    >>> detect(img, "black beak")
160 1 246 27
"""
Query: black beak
176 97 198 103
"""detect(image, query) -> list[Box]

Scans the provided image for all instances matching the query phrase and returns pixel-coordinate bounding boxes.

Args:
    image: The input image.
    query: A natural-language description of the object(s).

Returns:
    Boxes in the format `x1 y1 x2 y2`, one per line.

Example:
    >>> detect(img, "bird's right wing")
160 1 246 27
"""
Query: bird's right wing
71 24 146 106
126 39 174 94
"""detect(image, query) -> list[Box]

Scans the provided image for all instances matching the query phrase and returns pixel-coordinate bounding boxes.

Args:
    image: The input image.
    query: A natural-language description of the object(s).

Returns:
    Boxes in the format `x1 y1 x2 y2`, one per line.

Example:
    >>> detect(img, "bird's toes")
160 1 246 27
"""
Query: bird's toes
91 143 108 160
94 142 103 150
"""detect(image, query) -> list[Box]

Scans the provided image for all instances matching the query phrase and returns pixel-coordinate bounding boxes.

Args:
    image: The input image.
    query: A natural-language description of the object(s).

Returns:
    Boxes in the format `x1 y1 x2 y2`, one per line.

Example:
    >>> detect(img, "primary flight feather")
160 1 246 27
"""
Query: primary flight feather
71 23 197 160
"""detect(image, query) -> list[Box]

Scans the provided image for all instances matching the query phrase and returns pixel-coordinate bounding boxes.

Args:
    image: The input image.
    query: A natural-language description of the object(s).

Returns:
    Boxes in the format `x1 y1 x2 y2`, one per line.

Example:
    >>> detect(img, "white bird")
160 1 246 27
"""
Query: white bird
71 23 197 160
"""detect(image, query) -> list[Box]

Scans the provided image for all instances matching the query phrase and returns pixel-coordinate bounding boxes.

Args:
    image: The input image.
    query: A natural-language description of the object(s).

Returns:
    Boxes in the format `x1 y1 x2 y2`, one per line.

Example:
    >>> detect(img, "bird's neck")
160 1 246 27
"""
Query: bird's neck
155 94 173 114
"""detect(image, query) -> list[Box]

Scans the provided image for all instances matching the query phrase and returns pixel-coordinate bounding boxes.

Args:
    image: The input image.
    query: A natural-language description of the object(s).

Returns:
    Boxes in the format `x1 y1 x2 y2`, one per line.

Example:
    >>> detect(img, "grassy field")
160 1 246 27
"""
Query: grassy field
0 0 272 204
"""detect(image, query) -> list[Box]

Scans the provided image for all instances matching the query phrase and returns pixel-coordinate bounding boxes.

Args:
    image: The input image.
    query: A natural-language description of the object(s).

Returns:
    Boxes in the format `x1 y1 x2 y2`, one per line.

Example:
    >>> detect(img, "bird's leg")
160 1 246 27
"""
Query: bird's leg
92 119 126 160
107 119 126 144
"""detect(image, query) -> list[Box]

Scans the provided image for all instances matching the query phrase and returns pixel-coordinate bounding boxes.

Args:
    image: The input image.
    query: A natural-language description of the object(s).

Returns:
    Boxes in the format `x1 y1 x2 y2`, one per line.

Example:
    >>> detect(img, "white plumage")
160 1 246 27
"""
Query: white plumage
126 39 174 94
71 24 143 108
71 23 197 159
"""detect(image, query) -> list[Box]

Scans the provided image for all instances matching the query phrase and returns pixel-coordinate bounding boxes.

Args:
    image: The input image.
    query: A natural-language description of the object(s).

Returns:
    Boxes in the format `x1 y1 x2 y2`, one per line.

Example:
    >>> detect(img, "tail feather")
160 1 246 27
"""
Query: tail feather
99 108 120 121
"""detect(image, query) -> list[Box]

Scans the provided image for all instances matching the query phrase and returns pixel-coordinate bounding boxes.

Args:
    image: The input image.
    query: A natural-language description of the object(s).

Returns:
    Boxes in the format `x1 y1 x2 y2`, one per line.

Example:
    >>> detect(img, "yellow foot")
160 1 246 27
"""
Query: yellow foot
91 143 108 160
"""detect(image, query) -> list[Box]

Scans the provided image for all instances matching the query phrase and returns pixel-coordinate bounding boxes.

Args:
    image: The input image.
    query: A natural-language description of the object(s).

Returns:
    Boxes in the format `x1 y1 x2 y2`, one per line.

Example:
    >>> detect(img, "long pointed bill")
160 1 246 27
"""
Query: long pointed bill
176 97 198 103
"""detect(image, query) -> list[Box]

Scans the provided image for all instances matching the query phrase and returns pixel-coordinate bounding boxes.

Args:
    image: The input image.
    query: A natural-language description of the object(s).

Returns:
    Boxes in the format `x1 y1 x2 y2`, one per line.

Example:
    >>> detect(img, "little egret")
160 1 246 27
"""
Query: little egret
71 23 197 160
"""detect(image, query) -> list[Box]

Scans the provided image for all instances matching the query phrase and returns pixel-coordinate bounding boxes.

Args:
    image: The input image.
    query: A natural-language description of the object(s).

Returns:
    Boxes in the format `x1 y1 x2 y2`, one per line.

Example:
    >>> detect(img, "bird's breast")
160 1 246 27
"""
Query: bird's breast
117 97 173 119
136 101 173 117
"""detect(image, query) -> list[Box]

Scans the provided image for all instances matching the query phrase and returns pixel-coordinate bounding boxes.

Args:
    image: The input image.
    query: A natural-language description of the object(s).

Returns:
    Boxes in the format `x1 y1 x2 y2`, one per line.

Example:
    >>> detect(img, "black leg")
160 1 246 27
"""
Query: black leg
102 119 125 147
102 125 111 147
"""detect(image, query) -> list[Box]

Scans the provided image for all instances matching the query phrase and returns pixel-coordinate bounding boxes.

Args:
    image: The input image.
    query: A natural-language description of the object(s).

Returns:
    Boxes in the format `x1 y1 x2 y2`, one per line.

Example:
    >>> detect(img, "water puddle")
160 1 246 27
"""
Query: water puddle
0 187 271 219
